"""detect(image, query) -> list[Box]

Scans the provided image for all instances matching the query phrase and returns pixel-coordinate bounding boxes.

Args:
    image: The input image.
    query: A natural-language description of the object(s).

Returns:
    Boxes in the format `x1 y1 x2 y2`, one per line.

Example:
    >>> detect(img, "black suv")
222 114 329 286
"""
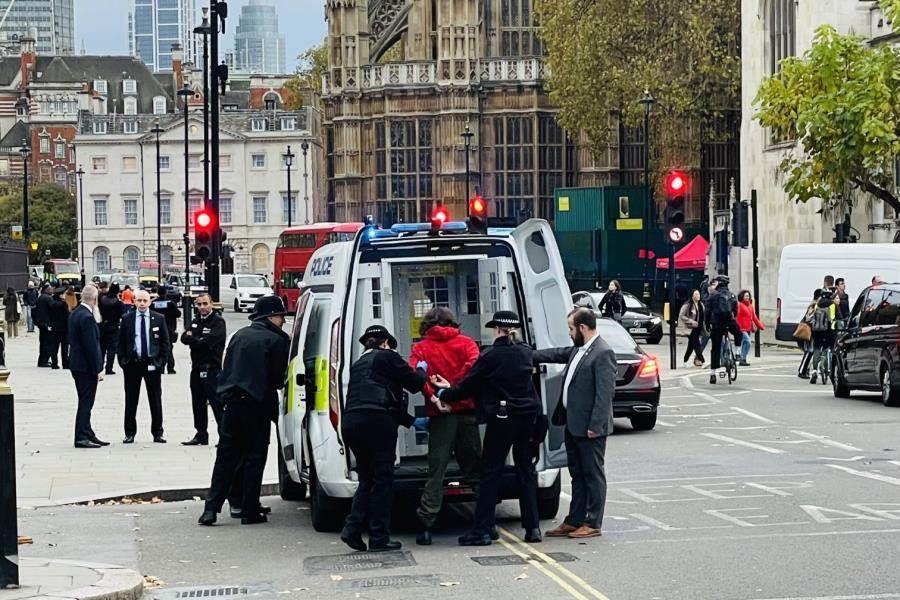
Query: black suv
833 284 900 406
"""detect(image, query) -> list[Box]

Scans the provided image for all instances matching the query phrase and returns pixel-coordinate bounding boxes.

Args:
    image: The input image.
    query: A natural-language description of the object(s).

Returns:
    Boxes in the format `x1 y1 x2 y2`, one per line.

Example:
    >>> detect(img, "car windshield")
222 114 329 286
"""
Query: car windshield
113 274 139 287
589 292 646 310
238 276 268 288
54 263 80 275
598 320 640 353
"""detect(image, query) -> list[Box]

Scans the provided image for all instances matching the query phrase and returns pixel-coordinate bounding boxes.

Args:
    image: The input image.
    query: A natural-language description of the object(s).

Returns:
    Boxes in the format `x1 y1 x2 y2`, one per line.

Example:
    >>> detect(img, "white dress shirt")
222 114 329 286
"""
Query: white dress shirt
562 332 599 408
134 308 151 358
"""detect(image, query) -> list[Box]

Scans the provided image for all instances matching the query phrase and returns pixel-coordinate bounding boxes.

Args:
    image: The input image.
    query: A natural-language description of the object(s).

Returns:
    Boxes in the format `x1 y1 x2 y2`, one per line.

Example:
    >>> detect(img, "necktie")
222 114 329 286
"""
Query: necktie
140 312 148 360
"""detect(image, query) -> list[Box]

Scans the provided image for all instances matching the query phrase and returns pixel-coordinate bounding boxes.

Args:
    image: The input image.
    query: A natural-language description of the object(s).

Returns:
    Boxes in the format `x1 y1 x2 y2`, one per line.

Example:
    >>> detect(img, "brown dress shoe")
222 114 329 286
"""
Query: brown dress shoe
546 523 579 537
567 525 601 539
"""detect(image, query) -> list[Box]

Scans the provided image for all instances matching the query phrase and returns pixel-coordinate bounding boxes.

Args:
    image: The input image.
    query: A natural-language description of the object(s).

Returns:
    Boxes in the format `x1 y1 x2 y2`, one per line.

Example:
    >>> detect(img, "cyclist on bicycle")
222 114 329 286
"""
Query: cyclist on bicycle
808 289 836 384
706 275 741 385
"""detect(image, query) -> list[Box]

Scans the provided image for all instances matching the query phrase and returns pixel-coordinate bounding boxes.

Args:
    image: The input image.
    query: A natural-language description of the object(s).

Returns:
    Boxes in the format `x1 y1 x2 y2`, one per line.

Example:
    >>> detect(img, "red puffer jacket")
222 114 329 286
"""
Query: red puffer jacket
409 325 480 417
736 300 765 334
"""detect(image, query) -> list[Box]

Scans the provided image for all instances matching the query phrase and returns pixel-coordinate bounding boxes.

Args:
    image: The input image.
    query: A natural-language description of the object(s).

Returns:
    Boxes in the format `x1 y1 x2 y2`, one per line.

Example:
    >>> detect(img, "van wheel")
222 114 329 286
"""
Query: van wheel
233 299 241 313
881 364 900 407
277 446 307 501
537 475 561 520
832 361 851 399
630 412 657 431
310 468 346 532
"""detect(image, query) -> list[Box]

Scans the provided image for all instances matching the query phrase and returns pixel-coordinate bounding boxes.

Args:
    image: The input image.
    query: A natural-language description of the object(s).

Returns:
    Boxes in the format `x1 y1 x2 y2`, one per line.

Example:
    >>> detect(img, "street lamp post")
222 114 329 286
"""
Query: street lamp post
639 90 656 301
18 141 30 249
301 140 310 224
461 125 474 205
150 121 164 282
283 145 295 228
193 8 211 218
76 166 85 275
177 83 193 329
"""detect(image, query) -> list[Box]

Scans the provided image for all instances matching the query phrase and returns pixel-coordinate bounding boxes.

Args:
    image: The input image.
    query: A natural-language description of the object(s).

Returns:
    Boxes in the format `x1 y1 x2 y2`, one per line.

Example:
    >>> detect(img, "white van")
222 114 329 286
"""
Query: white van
276 218 571 531
221 273 273 312
776 244 900 341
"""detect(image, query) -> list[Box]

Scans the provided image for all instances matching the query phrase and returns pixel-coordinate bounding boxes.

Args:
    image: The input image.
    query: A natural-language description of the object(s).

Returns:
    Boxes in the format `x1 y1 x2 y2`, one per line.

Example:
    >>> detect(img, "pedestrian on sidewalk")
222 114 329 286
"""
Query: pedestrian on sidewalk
118 289 170 444
698 278 718 357
338 325 426 552
69 284 108 449
180 292 226 446
199 296 290 527
408 307 481 546
34 283 53 366
736 290 764 366
23 281 37 333
531 308 617 541
597 280 625 321
431 310 543 547
679 290 706 367
151 286 181 374
48 286 71 369
3 287 20 337
99 283 124 375
121 286 134 312
834 278 850 326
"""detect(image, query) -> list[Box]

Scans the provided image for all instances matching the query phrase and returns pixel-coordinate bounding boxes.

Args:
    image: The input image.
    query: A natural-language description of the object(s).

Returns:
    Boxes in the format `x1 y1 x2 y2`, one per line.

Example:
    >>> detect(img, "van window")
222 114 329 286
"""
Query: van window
524 231 550 274
875 290 900 326
303 299 329 370
860 290 885 328
289 293 312 359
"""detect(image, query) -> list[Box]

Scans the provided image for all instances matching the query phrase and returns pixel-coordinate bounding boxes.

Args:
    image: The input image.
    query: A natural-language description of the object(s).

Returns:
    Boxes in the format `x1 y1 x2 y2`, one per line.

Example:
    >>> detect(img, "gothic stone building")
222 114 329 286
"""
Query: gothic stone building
322 0 738 227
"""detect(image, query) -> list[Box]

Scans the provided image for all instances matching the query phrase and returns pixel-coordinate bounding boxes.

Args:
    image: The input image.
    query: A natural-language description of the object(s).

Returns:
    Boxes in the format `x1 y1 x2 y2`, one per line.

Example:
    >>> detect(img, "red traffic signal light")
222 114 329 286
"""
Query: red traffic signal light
665 171 687 197
194 208 216 260
430 206 449 231
195 208 214 230
469 195 486 217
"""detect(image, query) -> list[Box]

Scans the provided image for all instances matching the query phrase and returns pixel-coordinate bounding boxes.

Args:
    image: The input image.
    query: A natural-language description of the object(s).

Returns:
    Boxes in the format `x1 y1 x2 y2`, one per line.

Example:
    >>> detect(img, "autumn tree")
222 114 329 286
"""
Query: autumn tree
754 18 900 215
538 0 741 174
0 184 76 262
284 40 328 109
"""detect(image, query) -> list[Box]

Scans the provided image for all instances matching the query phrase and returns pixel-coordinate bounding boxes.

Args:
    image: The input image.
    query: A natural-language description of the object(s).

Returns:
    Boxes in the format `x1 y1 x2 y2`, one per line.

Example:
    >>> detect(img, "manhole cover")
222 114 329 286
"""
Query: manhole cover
470 552 578 566
303 551 417 574
150 584 273 600
337 574 443 590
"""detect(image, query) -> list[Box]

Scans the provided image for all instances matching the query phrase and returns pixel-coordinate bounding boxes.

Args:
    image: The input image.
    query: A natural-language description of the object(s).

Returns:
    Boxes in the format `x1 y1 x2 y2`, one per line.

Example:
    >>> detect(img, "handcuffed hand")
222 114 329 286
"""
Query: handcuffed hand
429 374 450 389
430 396 451 414
416 360 428 372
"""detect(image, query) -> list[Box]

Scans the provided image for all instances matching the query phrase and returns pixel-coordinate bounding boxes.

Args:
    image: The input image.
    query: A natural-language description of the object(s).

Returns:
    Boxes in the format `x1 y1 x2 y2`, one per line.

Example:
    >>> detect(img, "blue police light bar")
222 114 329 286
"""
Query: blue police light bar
390 221 469 234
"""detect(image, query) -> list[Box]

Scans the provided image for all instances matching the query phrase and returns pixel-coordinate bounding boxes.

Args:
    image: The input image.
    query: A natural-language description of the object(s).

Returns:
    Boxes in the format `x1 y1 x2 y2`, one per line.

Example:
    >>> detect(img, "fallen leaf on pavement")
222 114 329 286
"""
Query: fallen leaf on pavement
143 575 164 588
515 573 529 581
17 536 33 545
330 575 343 581
151 496 162 504
439 582 460 587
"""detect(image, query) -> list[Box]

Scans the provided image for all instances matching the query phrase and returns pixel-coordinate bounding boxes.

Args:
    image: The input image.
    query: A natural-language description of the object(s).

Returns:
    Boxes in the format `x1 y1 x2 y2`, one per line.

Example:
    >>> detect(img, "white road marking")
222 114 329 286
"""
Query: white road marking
679 375 695 389
655 419 677 427
730 406 777 424
747 388 829 394
888 460 900 467
816 455 866 462
743 593 900 600
611 472 812 485
701 433 785 454
791 430 863 452
674 412 738 418
620 527 900 545
826 464 900 486
701 426 771 431
691 391 723 404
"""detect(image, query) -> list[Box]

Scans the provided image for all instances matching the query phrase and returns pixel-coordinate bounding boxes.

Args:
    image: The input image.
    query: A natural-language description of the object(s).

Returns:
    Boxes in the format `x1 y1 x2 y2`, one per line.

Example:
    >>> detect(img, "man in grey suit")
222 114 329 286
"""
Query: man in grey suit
533 307 617 539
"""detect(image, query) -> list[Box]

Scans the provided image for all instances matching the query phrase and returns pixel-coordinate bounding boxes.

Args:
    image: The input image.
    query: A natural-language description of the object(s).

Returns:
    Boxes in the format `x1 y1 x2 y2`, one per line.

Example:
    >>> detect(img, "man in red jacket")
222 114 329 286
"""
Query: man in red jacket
409 307 482 545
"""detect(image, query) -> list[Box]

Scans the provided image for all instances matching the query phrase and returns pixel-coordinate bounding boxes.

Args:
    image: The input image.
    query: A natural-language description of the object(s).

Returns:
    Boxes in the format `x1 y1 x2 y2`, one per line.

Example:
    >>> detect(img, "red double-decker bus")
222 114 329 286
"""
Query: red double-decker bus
274 222 363 312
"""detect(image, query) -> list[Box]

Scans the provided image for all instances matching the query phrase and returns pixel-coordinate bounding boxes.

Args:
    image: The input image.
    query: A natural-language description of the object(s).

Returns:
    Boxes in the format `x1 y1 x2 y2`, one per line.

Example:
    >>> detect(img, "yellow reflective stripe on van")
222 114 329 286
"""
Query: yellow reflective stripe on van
286 359 297 413
315 355 329 412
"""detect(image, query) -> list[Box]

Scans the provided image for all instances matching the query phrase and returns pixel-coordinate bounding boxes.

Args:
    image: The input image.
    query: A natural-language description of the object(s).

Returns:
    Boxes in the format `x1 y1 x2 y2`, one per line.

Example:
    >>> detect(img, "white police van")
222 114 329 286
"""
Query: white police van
276 216 572 531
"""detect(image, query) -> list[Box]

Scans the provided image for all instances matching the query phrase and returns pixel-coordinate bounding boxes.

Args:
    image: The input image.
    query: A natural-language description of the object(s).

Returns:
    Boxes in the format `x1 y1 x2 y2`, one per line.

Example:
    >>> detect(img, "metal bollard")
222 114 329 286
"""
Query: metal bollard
0 355 18 588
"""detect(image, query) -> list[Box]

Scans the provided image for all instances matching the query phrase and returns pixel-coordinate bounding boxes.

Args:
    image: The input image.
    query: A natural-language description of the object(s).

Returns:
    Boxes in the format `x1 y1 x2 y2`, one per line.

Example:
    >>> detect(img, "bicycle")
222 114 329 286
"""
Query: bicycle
719 333 738 384
813 345 832 386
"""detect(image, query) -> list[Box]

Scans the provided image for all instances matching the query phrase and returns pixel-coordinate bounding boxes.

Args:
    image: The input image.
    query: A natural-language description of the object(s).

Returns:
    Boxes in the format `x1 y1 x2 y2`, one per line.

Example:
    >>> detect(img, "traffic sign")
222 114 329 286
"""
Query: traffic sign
668 226 685 244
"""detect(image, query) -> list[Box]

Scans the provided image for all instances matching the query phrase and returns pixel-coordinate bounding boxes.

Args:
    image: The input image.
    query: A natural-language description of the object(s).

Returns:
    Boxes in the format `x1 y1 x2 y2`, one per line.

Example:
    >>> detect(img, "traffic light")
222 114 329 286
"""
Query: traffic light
732 201 749 248
664 170 687 245
193 208 215 264
430 205 449 232
468 194 487 234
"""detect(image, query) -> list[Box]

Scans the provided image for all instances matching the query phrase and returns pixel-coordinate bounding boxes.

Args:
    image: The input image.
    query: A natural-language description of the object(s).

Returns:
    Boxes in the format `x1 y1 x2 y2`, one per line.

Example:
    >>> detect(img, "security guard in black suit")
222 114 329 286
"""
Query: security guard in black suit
180 292 226 446
199 296 290 526
152 286 182 374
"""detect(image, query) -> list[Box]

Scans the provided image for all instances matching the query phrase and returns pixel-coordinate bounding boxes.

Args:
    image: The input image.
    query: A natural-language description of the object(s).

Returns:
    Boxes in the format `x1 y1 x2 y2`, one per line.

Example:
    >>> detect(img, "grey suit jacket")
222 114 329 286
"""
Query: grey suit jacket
533 336 618 438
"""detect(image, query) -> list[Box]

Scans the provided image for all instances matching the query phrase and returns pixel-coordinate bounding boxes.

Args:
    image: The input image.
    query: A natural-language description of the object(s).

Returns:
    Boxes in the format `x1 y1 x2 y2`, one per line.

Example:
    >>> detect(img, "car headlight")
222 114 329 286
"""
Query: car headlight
650 317 662 325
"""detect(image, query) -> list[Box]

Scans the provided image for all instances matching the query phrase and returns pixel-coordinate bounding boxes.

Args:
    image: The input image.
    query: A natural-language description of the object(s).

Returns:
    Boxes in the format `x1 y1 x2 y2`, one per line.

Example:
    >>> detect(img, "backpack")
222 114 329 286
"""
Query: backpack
809 306 831 332
710 290 735 325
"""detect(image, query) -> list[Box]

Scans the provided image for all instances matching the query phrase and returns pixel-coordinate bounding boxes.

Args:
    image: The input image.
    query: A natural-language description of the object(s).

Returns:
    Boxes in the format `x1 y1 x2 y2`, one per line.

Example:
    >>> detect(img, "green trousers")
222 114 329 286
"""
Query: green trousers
416 412 482 528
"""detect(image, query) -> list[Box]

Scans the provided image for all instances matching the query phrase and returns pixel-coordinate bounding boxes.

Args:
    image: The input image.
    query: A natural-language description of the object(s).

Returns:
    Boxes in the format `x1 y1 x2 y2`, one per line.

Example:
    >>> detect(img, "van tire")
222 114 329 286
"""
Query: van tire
630 412 657 431
881 363 900 407
310 469 346 532
233 299 241 313
277 446 307 501
537 476 561 520
832 361 851 399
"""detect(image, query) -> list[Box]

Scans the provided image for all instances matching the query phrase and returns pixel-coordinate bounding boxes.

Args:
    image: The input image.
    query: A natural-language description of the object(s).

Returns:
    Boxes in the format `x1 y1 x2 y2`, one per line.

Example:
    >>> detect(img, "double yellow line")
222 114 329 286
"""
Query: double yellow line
497 528 612 600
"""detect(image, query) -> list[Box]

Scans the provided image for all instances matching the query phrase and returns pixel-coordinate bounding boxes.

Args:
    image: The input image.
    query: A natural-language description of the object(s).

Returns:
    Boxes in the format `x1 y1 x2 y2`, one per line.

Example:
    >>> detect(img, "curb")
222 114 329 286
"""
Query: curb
19 483 278 509
12 558 143 600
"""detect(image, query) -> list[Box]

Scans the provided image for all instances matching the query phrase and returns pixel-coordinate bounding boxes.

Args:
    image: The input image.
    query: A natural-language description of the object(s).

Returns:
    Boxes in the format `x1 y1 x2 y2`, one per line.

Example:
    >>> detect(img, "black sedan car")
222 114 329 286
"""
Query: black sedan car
598 318 661 430
574 290 664 344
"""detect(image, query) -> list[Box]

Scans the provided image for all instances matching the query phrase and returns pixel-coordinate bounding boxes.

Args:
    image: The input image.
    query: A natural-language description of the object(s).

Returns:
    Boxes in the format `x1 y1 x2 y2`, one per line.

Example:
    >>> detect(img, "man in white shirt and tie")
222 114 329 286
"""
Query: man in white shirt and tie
117 289 170 443
533 308 617 539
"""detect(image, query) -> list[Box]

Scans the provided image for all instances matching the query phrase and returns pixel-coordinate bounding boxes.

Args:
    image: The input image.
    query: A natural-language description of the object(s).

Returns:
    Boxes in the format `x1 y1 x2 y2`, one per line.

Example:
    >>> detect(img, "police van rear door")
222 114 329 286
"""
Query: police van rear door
510 219 572 469
280 291 315 480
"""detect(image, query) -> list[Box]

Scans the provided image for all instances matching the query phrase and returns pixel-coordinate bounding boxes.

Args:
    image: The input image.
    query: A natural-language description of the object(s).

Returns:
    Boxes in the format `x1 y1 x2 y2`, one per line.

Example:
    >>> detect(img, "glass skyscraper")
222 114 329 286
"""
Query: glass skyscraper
234 0 285 74
129 0 196 72
0 0 75 55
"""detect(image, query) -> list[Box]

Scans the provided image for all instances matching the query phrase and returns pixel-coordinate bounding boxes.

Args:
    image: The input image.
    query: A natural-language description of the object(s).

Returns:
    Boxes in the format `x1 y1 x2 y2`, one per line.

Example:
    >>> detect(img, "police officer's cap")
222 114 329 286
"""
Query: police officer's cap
359 325 398 349
249 295 289 321
485 310 522 329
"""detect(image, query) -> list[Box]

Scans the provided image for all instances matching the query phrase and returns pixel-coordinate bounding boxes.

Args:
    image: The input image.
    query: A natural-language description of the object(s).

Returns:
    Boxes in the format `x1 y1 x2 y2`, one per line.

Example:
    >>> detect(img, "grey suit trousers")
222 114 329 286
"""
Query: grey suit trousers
564 430 607 529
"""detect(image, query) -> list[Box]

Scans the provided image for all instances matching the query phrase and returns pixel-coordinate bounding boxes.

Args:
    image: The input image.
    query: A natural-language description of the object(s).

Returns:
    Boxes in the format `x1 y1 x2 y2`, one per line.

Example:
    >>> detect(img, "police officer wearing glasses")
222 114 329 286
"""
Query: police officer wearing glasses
431 310 543 546
340 325 428 553
180 293 226 446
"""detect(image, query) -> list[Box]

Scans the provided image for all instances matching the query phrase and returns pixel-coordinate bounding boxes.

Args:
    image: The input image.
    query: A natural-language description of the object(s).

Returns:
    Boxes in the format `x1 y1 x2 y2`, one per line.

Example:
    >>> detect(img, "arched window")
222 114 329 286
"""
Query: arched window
124 246 140 272
251 243 270 274
768 0 796 75
93 246 110 274
160 245 173 268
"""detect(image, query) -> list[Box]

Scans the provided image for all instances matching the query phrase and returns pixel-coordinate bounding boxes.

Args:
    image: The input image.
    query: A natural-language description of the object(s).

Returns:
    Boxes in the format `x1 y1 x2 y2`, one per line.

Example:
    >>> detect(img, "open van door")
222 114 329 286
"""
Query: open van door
511 219 572 469
281 291 315 481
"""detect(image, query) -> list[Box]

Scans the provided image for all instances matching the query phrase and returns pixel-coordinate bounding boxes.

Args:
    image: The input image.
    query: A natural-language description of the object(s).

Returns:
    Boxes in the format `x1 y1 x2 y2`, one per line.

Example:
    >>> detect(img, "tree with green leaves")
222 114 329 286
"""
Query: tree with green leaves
754 20 900 214
0 184 76 263
538 0 741 175
284 40 328 109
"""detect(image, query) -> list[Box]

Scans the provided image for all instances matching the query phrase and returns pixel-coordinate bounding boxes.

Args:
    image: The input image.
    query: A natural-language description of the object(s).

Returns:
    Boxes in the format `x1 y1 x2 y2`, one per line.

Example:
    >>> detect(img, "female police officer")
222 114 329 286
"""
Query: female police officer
341 325 428 552
431 310 542 546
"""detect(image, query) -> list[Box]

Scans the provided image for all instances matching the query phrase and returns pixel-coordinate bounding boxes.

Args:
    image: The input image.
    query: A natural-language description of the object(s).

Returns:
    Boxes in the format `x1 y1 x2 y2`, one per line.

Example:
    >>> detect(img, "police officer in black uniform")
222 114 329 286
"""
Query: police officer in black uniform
98 283 124 375
431 310 543 546
180 292 226 446
199 296 290 526
340 325 427 553
152 286 182 374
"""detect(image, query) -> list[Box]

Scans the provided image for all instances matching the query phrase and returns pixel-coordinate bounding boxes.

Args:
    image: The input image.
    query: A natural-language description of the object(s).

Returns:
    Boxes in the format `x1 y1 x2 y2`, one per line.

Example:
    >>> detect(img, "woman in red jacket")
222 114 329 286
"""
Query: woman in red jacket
409 307 481 546
736 290 765 366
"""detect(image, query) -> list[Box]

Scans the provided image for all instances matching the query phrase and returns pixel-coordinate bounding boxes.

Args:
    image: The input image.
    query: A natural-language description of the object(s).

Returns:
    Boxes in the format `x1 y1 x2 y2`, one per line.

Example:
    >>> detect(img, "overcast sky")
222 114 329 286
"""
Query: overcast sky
74 0 326 71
